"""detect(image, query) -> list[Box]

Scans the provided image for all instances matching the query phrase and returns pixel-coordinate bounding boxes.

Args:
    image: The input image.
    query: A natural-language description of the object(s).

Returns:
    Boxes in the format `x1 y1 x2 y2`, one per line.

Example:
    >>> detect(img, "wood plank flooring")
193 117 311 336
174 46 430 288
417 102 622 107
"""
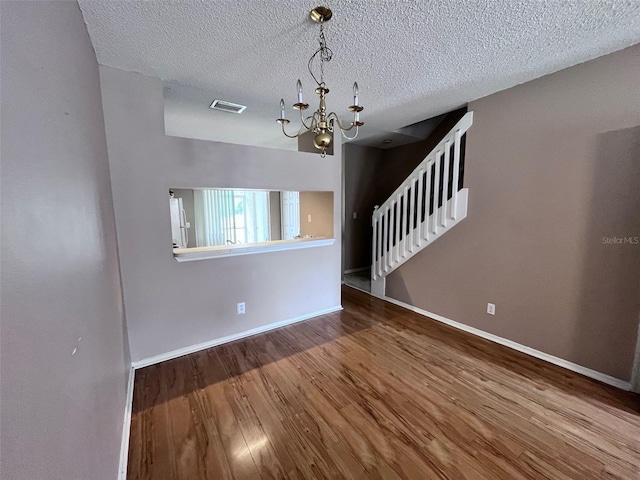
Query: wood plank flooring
128 286 640 479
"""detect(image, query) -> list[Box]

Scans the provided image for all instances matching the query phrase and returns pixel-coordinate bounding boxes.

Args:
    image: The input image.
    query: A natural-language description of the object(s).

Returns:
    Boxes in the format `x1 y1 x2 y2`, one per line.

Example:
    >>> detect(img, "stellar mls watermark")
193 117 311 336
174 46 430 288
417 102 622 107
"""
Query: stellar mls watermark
602 235 639 245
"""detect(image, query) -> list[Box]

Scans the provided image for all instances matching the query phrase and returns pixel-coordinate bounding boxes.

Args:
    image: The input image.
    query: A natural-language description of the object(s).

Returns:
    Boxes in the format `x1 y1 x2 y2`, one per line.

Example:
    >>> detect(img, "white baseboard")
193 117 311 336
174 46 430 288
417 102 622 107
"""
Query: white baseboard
382 295 631 391
118 366 135 480
131 305 343 369
344 267 370 274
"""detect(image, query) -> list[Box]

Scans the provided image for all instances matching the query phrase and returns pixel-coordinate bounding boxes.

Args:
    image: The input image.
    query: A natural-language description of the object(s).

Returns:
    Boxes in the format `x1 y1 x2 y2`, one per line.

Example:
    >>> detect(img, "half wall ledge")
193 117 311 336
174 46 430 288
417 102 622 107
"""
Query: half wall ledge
173 237 335 262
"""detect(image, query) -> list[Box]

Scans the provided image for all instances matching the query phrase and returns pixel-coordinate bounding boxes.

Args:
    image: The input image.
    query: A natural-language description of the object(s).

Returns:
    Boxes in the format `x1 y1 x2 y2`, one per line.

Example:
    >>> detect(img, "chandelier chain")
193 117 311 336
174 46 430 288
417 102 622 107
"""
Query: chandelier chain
308 22 333 86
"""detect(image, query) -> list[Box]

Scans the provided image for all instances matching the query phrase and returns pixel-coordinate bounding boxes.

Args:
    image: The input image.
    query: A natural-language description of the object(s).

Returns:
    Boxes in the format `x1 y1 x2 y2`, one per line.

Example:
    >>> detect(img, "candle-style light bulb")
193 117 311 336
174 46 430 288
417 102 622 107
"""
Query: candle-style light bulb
297 79 303 103
280 98 286 120
353 82 359 106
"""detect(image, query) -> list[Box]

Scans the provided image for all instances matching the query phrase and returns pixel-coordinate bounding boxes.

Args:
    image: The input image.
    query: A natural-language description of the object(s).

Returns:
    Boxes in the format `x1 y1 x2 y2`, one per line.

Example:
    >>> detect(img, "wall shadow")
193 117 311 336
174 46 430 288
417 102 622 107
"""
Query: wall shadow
343 145 382 270
574 126 640 381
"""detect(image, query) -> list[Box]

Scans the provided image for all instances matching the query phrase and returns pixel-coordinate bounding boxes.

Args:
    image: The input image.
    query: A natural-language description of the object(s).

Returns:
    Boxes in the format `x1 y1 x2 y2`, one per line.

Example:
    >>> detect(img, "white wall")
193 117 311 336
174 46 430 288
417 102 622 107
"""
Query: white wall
1 2 129 479
99 66 342 363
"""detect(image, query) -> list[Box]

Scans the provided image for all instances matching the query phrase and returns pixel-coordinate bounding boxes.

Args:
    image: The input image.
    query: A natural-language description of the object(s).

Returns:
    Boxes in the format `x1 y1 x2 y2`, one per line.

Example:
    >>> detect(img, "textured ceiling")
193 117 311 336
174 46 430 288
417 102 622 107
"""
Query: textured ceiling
79 0 640 150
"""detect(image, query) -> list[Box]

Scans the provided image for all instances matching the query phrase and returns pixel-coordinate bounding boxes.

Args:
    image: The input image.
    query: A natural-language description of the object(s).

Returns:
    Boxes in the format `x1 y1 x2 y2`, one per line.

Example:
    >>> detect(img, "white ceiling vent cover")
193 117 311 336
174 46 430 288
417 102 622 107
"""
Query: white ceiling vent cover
209 99 247 114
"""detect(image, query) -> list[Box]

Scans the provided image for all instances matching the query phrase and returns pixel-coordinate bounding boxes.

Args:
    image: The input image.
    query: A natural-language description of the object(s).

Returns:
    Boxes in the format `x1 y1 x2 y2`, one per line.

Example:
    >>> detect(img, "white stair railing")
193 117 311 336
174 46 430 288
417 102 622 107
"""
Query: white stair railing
371 112 473 296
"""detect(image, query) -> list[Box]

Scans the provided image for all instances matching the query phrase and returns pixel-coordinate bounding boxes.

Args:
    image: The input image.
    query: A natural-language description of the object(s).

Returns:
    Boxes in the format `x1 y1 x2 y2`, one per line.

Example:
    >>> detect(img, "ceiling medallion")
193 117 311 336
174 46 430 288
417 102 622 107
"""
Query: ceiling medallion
277 6 363 157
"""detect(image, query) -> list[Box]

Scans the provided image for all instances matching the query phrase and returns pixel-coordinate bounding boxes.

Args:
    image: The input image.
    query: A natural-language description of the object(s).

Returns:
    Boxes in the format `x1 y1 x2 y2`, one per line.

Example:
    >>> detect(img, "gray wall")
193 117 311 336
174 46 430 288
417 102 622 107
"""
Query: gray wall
1 2 129 479
300 191 334 238
99 66 342 363
387 44 640 381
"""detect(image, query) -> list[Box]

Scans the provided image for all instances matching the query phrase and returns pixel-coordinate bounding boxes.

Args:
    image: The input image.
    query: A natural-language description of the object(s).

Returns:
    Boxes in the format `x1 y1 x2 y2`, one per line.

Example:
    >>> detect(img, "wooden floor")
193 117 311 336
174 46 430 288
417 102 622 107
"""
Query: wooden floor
128 286 640 479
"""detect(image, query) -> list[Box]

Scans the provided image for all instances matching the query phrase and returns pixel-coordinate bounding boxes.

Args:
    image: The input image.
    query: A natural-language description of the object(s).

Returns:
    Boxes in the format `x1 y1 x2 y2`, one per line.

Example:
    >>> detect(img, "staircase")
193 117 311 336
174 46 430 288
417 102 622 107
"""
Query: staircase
371 112 474 297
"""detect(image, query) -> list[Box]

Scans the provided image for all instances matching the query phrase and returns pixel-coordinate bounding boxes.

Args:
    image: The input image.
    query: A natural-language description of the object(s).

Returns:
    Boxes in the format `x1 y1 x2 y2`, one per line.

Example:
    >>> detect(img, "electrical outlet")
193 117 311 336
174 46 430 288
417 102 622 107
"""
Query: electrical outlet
237 302 246 315
308 214 312 223
487 303 495 315
353 211 358 219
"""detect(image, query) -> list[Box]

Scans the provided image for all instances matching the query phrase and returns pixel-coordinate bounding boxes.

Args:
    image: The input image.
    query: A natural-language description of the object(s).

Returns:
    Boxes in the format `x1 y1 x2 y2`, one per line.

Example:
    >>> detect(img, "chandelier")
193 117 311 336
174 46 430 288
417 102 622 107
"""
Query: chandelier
277 6 364 157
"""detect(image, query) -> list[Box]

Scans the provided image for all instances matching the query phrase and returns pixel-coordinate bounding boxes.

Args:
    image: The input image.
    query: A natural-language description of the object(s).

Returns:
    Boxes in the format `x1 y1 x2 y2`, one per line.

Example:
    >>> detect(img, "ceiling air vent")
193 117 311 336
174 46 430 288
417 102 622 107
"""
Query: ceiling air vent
209 99 247 114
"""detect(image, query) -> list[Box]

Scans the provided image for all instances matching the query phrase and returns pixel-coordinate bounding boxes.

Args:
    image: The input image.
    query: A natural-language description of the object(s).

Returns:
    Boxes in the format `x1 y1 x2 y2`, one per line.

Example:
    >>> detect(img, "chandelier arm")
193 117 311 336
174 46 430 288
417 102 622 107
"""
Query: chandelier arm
328 113 356 133
299 109 309 129
280 121 310 139
280 125 301 139
326 113 360 140
309 111 321 131
299 108 314 130
340 126 360 141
